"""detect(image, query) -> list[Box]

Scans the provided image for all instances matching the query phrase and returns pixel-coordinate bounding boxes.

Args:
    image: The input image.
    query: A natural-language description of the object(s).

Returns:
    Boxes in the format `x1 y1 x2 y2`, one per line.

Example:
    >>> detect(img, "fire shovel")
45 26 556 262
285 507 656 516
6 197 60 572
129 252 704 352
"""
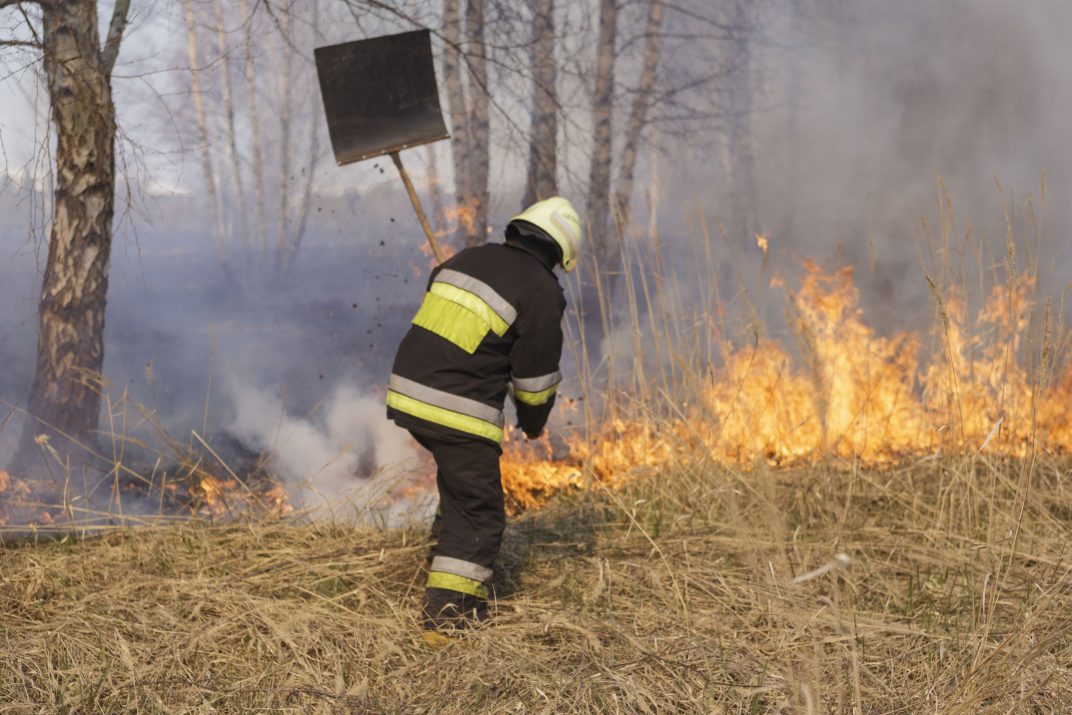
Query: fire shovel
314 29 449 263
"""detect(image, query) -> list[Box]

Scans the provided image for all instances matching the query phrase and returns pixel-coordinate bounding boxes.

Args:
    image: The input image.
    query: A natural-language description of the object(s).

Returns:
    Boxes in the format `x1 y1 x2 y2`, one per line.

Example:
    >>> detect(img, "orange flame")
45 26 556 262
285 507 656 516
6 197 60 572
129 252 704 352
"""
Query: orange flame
755 233 769 255
442 200 478 238
196 472 291 517
501 262 1072 510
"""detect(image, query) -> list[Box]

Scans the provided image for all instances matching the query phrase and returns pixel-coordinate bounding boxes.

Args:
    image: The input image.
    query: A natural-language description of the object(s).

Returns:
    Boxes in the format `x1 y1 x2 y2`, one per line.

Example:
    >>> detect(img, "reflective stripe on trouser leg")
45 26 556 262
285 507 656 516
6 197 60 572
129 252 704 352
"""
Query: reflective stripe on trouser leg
431 555 493 582
426 571 489 600
427 557 491 600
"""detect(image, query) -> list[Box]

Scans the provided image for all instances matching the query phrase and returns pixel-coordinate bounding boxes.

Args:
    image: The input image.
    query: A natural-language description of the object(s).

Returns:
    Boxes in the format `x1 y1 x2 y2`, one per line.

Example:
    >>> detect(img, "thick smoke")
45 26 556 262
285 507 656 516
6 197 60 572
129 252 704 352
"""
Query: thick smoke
227 379 425 518
614 0 1072 356
754 0 1072 323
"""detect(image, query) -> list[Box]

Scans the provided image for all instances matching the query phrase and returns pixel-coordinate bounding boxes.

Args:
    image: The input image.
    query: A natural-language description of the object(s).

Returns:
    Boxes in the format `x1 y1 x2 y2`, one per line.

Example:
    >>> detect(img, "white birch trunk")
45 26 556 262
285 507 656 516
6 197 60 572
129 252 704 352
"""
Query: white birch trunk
442 0 474 245
426 143 446 234
214 0 247 251
12 0 130 470
613 0 663 234
274 6 293 272
279 0 320 277
182 0 227 267
587 0 619 270
239 0 269 262
726 0 758 243
522 0 558 208
464 0 490 246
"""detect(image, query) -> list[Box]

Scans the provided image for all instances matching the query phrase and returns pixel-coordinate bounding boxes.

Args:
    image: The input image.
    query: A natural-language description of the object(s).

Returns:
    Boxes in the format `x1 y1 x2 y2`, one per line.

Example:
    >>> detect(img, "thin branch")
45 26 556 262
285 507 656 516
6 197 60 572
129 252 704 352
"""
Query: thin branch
100 0 131 75
16 2 42 48
0 39 39 48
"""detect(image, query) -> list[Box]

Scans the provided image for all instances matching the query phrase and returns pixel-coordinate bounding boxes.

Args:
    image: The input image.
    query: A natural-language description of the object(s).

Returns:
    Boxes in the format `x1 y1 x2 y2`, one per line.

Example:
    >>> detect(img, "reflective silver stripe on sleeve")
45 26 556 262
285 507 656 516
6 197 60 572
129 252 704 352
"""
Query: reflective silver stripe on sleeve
511 371 562 393
430 555 493 583
389 374 504 427
435 269 518 325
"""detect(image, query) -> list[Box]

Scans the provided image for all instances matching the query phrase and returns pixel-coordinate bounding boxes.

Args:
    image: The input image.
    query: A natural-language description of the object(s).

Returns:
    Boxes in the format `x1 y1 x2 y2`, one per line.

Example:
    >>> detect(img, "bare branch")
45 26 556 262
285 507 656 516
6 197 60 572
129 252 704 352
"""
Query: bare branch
0 2 43 53
16 2 42 47
100 0 131 75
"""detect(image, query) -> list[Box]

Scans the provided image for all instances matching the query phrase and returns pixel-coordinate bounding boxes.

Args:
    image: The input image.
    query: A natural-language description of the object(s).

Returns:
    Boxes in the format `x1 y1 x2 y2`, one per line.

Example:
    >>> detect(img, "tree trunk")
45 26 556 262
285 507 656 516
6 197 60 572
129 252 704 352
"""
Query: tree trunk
726 0 758 244
274 4 294 272
16 0 118 468
214 0 247 251
278 0 320 278
442 0 474 246
586 0 619 273
240 0 270 263
522 0 558 208
182 0 228 268
781 0 802 236
613 0 663 233
464 0 490 246
426 143 446 234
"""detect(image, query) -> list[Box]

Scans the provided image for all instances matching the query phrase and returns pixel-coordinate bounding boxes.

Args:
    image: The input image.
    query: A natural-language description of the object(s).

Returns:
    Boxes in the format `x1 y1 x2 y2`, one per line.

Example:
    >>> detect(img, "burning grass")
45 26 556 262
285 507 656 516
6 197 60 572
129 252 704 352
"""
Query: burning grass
499 258 1072 512
2 449 1070 713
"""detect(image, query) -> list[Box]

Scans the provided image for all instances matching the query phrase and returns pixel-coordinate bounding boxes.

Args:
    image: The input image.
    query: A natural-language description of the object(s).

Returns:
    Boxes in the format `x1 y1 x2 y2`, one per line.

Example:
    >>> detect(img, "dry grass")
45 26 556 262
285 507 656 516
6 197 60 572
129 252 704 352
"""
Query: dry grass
2 450 1070 714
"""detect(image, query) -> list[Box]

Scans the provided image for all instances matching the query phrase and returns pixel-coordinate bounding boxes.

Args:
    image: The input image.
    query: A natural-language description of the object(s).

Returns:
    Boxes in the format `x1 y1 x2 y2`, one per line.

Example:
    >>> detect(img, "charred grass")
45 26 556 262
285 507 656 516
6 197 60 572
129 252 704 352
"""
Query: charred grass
2 452 1071 714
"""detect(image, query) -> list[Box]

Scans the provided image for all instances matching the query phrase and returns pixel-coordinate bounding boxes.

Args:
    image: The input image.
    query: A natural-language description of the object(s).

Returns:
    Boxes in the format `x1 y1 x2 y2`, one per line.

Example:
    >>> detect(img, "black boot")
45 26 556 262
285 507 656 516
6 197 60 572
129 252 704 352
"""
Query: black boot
422 587 488 630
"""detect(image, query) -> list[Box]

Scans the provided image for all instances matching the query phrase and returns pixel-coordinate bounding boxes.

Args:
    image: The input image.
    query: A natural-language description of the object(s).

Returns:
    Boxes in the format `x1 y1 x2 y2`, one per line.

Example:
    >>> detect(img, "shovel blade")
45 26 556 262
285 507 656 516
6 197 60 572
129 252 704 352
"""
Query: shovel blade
315 29 449 165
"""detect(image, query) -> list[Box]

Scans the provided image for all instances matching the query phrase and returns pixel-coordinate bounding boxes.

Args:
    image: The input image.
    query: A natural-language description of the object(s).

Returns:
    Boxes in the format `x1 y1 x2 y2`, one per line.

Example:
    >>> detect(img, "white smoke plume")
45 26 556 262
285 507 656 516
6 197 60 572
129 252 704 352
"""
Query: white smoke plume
226 379 428 522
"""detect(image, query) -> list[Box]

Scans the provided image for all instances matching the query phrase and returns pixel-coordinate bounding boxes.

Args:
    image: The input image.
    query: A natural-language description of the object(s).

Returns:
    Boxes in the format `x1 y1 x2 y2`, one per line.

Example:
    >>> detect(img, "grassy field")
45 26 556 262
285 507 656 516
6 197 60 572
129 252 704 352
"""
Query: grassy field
2 449 1070 713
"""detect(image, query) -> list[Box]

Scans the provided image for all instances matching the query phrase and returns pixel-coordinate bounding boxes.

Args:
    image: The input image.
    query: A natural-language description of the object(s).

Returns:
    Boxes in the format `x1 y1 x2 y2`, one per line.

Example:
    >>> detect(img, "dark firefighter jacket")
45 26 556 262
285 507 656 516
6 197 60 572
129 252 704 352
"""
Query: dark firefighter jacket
387 241 566 447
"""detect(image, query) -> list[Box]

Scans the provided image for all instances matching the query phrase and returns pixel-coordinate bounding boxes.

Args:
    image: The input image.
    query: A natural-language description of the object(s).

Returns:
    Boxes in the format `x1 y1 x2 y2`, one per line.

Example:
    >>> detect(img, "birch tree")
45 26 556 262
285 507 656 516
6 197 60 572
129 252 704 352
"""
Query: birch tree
463 0 490 247
181 0 321 279
613 0 664 233
431 0 502 247
182 0 228 269
240 0 269 259
586 0 619 272
724 0 758 242
215 0 247 252
1 0 132 470
442 0 475 243
522 0 558 208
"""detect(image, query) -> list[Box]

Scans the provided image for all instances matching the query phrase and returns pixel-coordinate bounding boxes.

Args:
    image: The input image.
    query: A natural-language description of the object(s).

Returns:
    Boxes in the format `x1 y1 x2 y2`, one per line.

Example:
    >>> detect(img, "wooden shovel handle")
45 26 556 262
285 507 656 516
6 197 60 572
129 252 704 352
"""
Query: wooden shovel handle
390 151 446 264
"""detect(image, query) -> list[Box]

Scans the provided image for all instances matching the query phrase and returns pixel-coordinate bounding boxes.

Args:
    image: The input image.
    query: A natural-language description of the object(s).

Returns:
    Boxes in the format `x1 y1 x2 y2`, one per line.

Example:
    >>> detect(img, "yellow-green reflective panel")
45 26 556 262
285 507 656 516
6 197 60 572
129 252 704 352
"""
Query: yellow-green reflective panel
429 282 511 336
411 292 489 353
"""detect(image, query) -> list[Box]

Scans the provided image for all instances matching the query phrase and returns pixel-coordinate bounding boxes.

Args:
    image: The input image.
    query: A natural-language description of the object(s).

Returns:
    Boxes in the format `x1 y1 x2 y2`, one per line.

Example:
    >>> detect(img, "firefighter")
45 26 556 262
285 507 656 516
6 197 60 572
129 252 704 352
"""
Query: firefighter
386 196 582 632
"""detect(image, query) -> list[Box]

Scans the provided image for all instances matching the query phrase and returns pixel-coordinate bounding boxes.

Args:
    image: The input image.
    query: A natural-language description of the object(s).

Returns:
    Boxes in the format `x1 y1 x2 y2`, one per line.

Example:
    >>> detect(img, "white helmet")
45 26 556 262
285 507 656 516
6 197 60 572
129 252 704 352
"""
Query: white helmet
509 196 584 272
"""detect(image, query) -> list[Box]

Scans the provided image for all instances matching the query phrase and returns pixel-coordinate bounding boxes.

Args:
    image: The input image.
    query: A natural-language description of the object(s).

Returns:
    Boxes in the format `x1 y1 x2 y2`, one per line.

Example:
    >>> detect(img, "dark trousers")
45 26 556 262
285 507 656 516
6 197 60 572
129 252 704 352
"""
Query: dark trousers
411 432 505 624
